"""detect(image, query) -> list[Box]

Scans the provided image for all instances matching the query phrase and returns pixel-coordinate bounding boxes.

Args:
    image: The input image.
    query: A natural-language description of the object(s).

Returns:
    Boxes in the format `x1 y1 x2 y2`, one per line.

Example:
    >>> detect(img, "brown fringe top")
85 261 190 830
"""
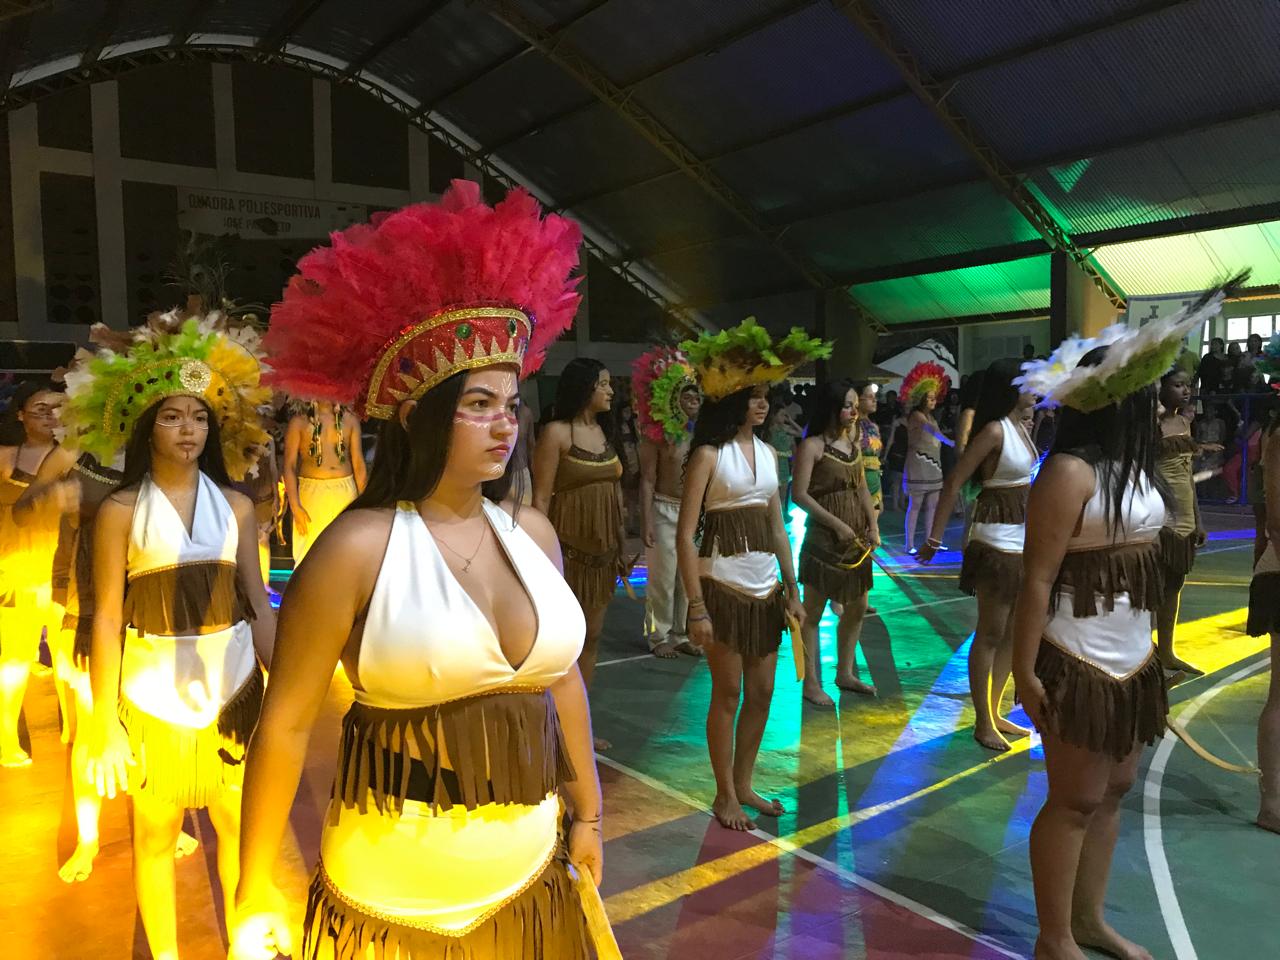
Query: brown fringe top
548 444 623 555
1050 541 1163 618
333 686 573 821
700 505 773 557
124 560 254 636
972 484 1029 525
1158 432 1198 457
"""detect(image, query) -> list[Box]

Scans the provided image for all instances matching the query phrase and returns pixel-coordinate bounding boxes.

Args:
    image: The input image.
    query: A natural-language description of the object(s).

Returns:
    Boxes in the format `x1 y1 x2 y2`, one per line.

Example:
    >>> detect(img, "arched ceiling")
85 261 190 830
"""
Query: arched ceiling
3 0 1279 330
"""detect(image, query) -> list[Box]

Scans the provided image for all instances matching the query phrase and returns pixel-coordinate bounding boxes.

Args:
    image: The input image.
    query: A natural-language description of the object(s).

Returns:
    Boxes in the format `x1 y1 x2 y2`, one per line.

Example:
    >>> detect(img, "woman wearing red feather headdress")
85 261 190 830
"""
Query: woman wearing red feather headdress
231 182 602 959
899 361 954 555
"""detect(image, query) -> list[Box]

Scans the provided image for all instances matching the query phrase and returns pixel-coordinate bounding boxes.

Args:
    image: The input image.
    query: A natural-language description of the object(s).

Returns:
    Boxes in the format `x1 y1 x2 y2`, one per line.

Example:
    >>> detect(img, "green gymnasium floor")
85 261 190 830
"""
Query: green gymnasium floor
0 504 1272 959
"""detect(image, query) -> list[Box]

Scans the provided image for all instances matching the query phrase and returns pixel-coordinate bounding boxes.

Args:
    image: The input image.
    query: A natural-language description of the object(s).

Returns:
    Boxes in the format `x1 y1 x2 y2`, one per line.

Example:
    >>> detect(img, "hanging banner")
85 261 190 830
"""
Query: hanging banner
177 188 368 240
1125 291 1220 352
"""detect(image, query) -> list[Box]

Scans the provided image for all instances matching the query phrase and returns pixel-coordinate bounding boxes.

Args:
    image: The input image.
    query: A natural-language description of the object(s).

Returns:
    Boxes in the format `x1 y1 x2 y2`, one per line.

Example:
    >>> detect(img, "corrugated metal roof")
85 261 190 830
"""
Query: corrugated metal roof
632 1 903 156
191 0 281 43
849 255 1051 325
570 175 745 257
289 0 428 69
107 0 184 48
1093 221 1280 295
644 235 808 304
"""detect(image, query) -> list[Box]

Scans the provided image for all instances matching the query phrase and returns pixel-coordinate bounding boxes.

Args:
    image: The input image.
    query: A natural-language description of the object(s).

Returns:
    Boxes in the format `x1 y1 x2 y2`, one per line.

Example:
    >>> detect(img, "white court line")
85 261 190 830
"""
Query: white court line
596 753 1023 959
596 653 655 668
1143 655 1270 960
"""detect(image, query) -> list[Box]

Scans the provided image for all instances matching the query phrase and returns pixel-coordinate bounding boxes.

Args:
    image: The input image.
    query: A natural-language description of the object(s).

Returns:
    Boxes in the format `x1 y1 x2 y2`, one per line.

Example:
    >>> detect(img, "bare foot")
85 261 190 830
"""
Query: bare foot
712 794 756 831
737 788 785 818
593 737 612 752
0 749 32 768
58 840 98 883
651 639 679 659
974 728 1012 753
1159 655 1204 677
803 683 835 708
673 640 704 658
836 676 876 697
174 831 199 860
1071 918 1154 960
995 717 1030 739
1033 934 1088 960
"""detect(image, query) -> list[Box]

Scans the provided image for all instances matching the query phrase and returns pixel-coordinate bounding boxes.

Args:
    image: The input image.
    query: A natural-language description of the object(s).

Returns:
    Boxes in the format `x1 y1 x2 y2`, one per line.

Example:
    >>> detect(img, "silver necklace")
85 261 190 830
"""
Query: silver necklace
429 518 488 573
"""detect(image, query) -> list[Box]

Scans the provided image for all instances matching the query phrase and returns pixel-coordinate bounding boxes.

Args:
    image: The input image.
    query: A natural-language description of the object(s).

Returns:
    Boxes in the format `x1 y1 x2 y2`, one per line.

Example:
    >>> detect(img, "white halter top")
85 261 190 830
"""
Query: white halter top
1044 470 1165 679
984 417 1037 489
128 472 238 576
699 436 781 599
353 499 586 710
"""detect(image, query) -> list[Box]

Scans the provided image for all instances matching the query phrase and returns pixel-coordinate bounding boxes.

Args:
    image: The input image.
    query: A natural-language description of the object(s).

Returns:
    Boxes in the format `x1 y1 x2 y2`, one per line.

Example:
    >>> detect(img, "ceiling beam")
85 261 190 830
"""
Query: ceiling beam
1074 199 1280 250
555 0 1193 214
412 0 614 119
169 0 218 47
343 0 450 79
475 0 888 333
482 0 820 155
81 0 124 68
257 0 330 53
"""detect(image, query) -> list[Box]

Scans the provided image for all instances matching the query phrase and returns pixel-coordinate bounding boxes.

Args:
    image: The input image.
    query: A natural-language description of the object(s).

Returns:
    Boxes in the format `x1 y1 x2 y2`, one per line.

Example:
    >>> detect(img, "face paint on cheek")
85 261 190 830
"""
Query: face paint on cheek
454 409 519 427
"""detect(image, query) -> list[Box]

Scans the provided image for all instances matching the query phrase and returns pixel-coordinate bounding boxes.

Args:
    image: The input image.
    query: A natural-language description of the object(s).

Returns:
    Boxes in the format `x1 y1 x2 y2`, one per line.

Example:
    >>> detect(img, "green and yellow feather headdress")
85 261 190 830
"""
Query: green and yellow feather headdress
681 317 832 401
61 310 270 480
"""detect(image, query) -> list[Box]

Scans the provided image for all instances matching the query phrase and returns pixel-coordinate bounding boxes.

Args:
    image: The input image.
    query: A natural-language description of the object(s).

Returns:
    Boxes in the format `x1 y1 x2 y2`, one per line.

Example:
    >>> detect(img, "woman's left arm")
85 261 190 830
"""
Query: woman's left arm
229 490 277 666
767 490 805 627
519 507 603 884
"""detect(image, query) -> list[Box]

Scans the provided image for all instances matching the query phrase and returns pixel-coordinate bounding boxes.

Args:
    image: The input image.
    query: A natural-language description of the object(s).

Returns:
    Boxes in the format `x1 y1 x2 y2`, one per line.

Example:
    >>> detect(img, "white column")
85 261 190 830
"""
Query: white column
7 105 43 336
312 78 331 196
91 81 128 330
212 63 236 178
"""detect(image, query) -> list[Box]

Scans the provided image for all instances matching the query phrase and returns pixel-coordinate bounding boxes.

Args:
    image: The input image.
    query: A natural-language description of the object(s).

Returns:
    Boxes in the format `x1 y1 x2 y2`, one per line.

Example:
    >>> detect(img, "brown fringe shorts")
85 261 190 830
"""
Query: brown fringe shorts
958 540 1022 603
700 578 786 658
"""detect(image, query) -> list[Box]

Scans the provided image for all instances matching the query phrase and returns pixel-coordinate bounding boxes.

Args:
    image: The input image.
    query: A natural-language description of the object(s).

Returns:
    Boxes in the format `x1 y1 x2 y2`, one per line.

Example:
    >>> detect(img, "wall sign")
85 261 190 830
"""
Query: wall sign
177 188 367 240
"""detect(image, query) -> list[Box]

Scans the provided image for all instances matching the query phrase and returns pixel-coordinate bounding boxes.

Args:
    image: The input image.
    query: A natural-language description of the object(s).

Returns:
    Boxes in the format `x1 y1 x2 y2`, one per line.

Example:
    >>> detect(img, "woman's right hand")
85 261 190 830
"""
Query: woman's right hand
688 613 713 651
916 541 937 564
85 716 135 800
1016 673 1047 730
229 885 294 959
833 521 856 544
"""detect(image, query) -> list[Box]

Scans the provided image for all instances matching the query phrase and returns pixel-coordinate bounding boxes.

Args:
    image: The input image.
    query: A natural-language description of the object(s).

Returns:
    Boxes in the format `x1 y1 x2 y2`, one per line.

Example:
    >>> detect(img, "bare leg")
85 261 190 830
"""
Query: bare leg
703 641 753 830
577 604 611 750
0 661 33 766
833 593 874 695
1254 503 1267 567
734 651 783 818
971 586 1013 751
207 787 244 932
1259 632 1280 833
1155 571 1199 674
800 590 833 707
1028 730 1113 960
921 491 940 549
904 494 922 553
1070 746 1153 960
991 616 1028 739
59 674 101 883
131 791 186 960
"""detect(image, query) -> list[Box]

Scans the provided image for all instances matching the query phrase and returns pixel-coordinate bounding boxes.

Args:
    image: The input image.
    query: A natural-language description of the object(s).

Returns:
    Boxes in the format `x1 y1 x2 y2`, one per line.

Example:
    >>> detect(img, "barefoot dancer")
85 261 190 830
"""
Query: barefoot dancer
65 311 276 960
283 400 366 566
533 358 625 749
900 362 954 555
919 358 1037 751
676 319 823 830
633 346 703 659
1154 360 1206 676
231 182 600 960
1014 290 1230 960
794 380 880 706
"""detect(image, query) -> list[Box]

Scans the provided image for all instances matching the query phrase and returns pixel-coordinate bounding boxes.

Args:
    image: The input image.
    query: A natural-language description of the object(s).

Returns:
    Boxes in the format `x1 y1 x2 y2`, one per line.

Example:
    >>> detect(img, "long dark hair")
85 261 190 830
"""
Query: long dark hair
116 397 234 492
0 378 60 445
553 357 619 452
350 370 519 511
691 387 753 455
1050 345 1170 535
805 378 854 441
971 358 1024 440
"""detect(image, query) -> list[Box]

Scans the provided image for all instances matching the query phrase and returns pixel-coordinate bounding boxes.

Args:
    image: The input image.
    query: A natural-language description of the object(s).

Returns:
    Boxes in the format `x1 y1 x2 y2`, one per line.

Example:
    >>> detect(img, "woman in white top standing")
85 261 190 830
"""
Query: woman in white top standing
231 183 602 959
1012 291 1226 960
676 320 824 832
60 312 276 960
919 358 1037 751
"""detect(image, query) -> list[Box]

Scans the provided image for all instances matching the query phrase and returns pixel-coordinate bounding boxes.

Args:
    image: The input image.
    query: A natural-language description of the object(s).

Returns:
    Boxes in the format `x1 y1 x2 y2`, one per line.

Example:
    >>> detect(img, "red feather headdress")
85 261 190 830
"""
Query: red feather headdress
264 180 582 419
900 361 950 409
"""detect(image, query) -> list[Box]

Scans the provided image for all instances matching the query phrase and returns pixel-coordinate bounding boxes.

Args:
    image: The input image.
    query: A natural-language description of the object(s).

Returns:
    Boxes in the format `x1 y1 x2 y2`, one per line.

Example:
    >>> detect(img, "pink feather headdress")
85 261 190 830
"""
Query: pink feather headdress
265 180 582 420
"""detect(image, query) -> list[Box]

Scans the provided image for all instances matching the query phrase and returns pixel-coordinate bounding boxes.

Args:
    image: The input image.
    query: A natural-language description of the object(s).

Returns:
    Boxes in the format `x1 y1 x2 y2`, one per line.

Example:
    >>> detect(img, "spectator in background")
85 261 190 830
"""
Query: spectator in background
763 387 804 516
1226 341 1245 389
1197 337 1228 394
1022 343 1036 363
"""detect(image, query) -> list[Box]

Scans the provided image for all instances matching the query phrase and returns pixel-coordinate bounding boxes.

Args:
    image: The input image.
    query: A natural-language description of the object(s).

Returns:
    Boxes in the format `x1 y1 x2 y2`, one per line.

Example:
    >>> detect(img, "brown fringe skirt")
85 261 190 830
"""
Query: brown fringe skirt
701 506 773 557
1032 640 1168 761
1051 542 1163 618
1158 526 1197 581
971 485 1028 525
958 539 1022 603
701 578 786 658
118 663 264 808
798 526 872 606
303 847 591 960
561 544 620 610
1247 571 1280 637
